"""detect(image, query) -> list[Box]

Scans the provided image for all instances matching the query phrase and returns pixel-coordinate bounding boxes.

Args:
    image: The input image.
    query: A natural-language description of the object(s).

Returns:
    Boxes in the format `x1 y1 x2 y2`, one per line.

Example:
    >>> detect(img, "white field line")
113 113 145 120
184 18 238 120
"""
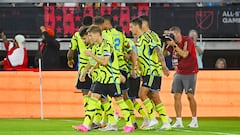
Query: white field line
175 129 240 135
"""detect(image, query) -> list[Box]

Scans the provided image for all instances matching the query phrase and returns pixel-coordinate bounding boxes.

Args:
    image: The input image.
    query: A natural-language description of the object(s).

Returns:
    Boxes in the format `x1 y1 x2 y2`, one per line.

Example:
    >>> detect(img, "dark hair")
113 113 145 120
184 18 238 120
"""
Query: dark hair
79 26 89 37
82 16 93 26
115 25 123 32
139 15 149 23
130 17 142 28
87 25 102 35
94 16 104 25
102 14 114 26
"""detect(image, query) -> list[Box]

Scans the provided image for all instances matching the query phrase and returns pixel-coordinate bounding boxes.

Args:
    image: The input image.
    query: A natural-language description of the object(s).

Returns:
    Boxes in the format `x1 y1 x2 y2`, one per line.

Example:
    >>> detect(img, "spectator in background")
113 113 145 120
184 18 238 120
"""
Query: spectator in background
215 58 227 69
35 26 60 70
0 31 28 70
189 29 205 69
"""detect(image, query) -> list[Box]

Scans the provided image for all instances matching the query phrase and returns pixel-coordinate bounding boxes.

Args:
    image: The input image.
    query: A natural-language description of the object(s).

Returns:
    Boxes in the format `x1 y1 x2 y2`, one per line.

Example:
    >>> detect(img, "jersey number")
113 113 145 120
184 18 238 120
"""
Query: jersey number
114 38 120 51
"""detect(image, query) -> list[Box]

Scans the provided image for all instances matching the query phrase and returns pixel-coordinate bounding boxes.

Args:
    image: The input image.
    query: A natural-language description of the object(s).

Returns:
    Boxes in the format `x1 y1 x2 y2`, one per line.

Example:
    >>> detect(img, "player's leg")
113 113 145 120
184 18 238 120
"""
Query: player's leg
76 74 92 114
120 70 136 128
111 84 135 132
147 76 171 130
73 83 102 132
128 76 148 128
139 76 158 129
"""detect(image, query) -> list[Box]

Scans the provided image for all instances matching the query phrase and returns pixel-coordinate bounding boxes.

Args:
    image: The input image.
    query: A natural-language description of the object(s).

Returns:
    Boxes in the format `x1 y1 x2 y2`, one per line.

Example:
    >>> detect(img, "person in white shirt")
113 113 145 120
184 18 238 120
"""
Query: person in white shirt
189 29 205 69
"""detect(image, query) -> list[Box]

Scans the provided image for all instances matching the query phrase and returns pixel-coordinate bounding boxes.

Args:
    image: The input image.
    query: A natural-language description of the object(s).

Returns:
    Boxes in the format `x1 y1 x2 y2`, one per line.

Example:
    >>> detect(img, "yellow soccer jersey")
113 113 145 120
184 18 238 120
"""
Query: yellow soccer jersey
96 39 121 84
107 28 129 72
70 32 89 73
136 32 162 76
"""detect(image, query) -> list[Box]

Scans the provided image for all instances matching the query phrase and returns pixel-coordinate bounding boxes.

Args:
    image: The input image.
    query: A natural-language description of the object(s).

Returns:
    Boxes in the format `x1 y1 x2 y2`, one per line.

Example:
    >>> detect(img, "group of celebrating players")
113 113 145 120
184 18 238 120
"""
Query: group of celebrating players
67 15 172 133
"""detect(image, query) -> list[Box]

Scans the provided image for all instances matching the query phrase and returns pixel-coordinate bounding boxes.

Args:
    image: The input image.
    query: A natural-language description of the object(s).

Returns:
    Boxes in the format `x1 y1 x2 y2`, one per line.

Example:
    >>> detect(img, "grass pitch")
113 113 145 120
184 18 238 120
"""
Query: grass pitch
0 118 239 135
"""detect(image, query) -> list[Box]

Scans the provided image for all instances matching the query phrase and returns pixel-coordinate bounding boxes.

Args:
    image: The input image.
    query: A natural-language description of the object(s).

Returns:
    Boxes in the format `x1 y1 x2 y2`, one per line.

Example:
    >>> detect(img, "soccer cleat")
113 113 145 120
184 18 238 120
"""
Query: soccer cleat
168 117 173 124
72 124 89 132
100 120 107 128
123 125 135 132
148 118 158 127
160 122 172 130
188 121 199 128
91 122 101 129
99 124 118 131
172 122 184 128
140 116 149 129
133 122 139 129
141 118 158 130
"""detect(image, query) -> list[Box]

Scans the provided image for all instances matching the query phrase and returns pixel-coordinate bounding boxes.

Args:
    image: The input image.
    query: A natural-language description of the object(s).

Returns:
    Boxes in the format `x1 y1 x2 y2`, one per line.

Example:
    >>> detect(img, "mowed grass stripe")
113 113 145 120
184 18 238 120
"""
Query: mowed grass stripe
0 118 239 135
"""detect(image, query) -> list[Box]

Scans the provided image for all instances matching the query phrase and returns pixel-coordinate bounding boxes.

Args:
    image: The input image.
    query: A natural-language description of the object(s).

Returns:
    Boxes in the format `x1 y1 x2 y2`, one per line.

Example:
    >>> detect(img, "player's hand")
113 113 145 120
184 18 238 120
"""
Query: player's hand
162 66 170 77
40 26 46 32
67 59 74 68
88 67 94 79
131 69 137 79
79 73 86 82
120 73 126 83
84 50 92 57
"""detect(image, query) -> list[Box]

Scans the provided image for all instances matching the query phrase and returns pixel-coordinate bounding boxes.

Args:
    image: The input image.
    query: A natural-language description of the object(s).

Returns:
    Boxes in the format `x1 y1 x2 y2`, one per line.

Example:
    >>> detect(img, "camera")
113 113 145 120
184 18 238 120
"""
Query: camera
161 33 175 42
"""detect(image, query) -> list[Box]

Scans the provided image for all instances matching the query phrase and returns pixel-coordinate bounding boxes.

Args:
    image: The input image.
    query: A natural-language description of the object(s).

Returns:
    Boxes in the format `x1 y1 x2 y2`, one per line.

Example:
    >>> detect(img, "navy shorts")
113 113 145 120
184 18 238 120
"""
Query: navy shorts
120 70 129 91
92 82 122 98
128 77 140 99
142 75 162 91
76 74 92 91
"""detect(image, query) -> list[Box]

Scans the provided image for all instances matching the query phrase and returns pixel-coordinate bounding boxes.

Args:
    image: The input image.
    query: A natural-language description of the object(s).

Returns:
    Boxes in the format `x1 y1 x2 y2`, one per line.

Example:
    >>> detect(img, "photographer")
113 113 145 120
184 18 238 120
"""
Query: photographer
165 26 199 128
0 30 28 70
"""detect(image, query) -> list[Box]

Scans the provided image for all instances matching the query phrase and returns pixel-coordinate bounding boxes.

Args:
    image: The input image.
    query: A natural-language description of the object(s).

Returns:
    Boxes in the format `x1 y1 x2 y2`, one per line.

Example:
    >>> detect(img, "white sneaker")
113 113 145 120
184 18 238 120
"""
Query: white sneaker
140 117 149 129
99 124 118 131
172 122 184 128
188 121 199 128
160 122 172 130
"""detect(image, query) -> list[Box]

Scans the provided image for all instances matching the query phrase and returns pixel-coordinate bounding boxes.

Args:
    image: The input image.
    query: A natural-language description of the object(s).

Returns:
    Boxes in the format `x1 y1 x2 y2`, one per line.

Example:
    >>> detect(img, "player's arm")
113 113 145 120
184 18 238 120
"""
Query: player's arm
79 62 91 82
84 50 110 66
153 46 169 76
67 49 75 68
129 50 137 78
67 33 78 68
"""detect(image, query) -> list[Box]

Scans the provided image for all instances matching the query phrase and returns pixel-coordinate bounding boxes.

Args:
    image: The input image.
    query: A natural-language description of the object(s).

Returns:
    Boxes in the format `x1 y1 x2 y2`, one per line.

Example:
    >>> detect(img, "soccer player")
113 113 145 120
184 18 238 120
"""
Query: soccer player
139 15 173 124
102 15 137 127
73 25 135 132
139 15 163 48
129 18 172 130
92 16 115 127
67 26 92 114
124 37 149 128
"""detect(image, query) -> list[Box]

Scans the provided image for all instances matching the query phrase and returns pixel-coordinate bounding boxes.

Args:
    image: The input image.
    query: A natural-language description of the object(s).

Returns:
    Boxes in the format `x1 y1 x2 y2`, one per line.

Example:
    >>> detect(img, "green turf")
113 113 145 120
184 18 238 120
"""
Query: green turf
0 118 239 135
